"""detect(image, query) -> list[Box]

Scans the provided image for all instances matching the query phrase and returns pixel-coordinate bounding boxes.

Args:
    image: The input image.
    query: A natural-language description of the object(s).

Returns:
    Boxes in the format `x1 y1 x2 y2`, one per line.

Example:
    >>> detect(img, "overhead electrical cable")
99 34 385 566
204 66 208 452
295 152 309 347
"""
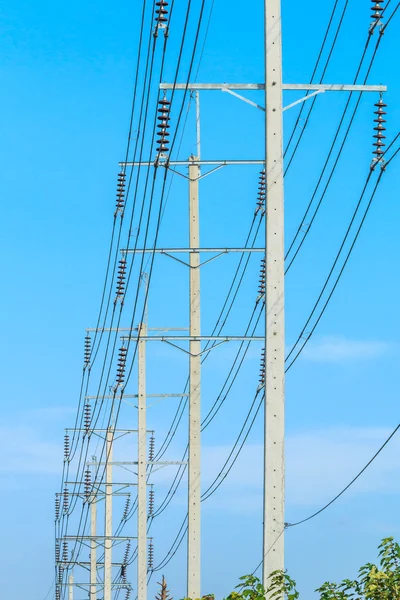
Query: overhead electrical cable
70 0 211 566
151 387 265 572
285 169 384 371
154 210 264 461
285 129 400 373
286 138 400 370
59 0 169 525
284 0 349 171
383 0 399 29
147 212 266 515
201 390 264 501
152 302 264 519
285 7 399 270
285 0 395 174
152 515 188 572
287 423 400 527
56 0 158 539
59 0 211 570
56 3 168 569
90 0 153 367
285 31 383 271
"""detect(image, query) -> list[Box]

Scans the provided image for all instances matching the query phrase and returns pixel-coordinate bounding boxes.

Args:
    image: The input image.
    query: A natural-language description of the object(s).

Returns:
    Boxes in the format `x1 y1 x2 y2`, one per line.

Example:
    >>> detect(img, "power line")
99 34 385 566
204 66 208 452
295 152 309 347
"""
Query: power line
152 515 188 572
152 301 265 518
285 168 385 371
67 2 216 556
201 390 264 502
56 1 168 569
285 31 383 271
150 387 265 571
56 0 160 538
287 423 400 527
284 0 349 172
383 1 400 29
59 0 212 576
286 128 400 372
41 580 54 600
154 178 266 462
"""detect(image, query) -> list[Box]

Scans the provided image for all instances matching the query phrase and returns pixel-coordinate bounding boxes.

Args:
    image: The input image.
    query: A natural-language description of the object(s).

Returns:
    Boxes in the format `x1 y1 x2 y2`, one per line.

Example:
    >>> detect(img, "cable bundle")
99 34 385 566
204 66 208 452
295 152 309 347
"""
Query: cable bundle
49 0 252 584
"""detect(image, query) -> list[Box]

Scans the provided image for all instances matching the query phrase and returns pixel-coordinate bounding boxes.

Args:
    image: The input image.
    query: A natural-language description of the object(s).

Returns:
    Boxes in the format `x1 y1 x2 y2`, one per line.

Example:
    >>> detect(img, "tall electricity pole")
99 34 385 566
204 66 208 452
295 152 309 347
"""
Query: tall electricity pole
263 0 285 590
68 573 74 600
90 457 97 600
137 321 148 600
104 428 114 600
188 155 201 599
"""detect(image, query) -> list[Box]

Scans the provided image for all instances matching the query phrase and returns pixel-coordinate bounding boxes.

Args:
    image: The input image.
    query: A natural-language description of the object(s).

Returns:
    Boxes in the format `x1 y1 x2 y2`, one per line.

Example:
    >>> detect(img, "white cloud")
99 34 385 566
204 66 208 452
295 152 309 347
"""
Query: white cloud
300 336 394 363
3 405 399 521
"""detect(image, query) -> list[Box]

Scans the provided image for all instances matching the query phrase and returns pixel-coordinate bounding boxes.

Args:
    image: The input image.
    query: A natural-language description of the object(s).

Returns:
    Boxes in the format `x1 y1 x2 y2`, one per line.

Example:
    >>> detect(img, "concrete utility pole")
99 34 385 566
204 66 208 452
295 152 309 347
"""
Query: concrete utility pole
263 0 285 590
188 155 201 599
104 428 114 600
68 573 74 600
90 458 97 600
138 321 148 600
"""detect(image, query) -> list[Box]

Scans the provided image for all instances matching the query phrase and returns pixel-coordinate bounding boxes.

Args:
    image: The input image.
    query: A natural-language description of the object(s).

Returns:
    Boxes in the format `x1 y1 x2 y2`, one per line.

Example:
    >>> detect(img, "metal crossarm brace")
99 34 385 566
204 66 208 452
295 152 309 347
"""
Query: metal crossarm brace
122 247 264 254
159 82 387 91
120 335 263 342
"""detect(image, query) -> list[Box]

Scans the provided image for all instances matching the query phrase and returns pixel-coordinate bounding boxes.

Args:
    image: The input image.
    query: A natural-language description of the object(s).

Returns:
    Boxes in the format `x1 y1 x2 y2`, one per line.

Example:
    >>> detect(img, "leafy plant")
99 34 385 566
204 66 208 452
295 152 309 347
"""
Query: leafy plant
315 538 400 599
223 571 298 600
178 538 400 600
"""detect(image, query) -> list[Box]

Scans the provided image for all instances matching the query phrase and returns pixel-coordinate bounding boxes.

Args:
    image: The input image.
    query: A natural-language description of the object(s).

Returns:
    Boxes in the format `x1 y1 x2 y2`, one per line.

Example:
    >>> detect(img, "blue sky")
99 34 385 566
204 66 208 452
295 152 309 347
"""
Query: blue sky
0 1 399 599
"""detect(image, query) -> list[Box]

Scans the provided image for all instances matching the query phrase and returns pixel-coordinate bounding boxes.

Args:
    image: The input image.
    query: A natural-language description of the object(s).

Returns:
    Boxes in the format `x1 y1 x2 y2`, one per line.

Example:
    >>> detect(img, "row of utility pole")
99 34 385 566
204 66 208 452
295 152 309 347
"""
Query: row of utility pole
54 0 387 598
